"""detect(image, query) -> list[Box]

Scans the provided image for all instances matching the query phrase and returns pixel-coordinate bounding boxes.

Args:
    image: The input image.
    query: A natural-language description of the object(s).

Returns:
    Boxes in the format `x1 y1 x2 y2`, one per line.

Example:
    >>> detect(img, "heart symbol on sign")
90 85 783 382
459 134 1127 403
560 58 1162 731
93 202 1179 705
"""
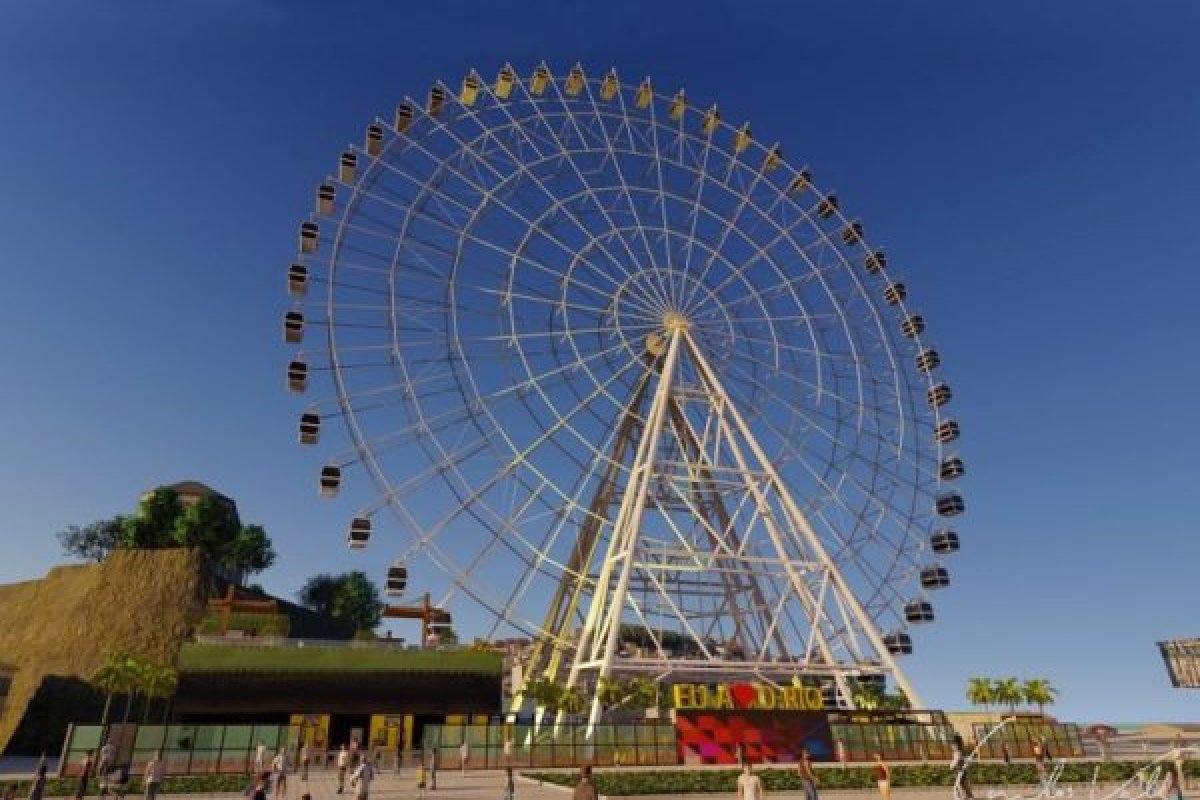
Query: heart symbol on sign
730 683 757 709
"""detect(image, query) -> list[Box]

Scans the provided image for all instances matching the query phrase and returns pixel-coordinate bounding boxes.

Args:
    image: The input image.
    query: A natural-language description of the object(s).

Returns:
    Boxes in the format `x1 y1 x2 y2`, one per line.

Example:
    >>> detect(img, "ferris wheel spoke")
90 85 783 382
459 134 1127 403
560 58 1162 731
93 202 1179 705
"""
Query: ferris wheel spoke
434 96 660 306
574 79 679 307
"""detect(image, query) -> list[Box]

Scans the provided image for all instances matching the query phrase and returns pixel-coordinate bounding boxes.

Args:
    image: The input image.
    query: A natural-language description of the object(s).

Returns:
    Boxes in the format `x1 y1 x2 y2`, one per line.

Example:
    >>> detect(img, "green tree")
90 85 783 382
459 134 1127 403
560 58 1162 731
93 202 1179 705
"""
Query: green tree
90 656 129 728
597 677 625 712
624 677 660 711
229 525 276 575
522 677 563 713
297 574 341 616
120 489 185 549
298 571 382 632
58 517 125 562
558 686 586 718
966 677 995 715
993 677 1023 714
1022 679 1058 717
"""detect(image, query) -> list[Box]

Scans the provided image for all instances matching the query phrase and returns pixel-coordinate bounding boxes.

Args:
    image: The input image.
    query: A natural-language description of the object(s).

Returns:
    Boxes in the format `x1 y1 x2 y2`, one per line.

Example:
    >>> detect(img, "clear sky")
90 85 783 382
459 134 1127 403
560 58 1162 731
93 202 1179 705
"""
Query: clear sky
1 0 1198 723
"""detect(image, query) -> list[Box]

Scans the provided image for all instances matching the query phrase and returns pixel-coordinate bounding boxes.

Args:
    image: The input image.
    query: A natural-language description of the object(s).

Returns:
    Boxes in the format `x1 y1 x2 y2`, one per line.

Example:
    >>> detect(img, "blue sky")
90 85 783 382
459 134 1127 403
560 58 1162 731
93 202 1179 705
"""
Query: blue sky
2 0 1199 723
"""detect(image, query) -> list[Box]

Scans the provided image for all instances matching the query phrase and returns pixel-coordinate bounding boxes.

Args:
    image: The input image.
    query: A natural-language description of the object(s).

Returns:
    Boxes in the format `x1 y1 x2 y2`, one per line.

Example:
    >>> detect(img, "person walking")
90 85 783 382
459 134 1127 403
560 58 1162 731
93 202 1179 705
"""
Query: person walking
872 753 892 800
573 766 596 800
503 767 515 800
76 749 96 800
1032 740 1048 784
429 749 438 791
143 752 163 800
336 745 349 794
97 742 114 780
951 743 974 800
271 750 289 800
27 766 48 800
797 749 818 800
254 742 267 775
300 743 310 782
736 763 764 800
459 739 469 774
416 759 427 799
349 757 375 800
250 773 270 800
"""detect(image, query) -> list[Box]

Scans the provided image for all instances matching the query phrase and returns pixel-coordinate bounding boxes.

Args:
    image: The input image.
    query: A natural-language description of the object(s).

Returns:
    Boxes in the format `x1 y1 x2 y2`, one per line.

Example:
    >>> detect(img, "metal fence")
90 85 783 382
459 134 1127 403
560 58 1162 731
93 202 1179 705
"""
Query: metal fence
423 722 679 769
60 724 291 778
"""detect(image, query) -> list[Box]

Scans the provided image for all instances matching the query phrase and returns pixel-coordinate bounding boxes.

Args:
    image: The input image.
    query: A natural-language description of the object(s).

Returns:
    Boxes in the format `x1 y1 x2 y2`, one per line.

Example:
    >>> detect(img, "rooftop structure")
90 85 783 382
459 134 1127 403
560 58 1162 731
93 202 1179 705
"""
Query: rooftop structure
1159 638 1200 688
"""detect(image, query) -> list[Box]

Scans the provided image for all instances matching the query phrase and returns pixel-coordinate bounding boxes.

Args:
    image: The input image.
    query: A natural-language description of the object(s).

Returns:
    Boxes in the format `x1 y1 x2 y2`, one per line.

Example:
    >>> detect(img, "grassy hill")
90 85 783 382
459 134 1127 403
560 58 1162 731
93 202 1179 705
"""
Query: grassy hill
179 642 503 674
0 549 209 754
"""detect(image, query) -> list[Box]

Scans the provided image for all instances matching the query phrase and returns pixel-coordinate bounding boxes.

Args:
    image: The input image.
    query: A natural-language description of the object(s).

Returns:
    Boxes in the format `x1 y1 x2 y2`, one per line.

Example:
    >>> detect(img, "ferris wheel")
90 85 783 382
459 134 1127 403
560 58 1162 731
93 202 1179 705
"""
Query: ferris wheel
283 63 965 725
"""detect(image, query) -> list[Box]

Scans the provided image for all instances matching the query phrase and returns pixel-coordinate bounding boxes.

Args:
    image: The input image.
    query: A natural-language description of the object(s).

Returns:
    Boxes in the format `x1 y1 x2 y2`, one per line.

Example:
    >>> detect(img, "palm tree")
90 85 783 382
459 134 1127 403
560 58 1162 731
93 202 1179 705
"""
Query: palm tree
90 658 127 729
993 677 1023 715
624 677 659 711
1022 679 1058 718
597 677 625 713
141 665 179 724
966 677 995 717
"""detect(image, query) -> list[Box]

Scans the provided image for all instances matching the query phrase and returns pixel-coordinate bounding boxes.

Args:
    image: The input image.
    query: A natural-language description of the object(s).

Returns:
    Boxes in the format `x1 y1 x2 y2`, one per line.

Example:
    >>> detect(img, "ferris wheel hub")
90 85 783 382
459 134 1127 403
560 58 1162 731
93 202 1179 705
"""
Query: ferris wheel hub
662 311 691 332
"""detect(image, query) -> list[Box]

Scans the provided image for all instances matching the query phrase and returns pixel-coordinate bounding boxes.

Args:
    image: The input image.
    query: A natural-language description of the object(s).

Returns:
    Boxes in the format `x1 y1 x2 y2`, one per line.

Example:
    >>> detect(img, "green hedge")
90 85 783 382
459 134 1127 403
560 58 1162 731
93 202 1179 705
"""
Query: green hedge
527 761 1199 795
3 774 253 797
195 611 291 637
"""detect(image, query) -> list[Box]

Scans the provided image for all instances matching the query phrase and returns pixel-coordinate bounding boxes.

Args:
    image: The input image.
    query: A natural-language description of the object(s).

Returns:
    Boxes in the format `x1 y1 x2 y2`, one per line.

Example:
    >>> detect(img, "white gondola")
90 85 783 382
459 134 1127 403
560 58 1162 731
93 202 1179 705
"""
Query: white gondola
316 184 335 215
930 530 960 554
287 360 308 393
934 419 960 443
935 492 965 517
299 222 318 254
927 383 952 408
298 413 320 445
347 517 371 549
427 85 445 116
900 314 925 337
841 221 864 246
365 124 384 156
288 264 308 298
864 251 886 273
920 565 951 589
394 103 414 134
882 282 907 305
883 631 913 655
338 151 357 183
904 600 934 624
386 560 408 597
940 457 966 481
816 194 839 218
915 348 940 373
319 465 341 498
283 311 304 344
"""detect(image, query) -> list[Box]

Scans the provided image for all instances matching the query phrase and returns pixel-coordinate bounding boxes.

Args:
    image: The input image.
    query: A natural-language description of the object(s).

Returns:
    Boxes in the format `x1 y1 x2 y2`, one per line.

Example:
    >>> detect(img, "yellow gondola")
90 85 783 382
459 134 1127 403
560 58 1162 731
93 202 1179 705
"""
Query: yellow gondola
530 65 551 96
701 105 720 136
495 64 517 99
841 221 864 245
816 194 839 218
565 65 584 96
734 123 752 154
762 144 783 173
635 78 653 109
460 73 481 106
601 69 619 101
669 90 687 121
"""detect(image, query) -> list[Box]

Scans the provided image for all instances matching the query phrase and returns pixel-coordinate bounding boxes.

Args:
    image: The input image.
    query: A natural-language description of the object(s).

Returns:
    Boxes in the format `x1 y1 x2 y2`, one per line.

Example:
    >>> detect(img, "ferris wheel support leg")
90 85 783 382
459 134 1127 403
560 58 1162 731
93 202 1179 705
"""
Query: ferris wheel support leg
682 331 925 709
567 328 685 738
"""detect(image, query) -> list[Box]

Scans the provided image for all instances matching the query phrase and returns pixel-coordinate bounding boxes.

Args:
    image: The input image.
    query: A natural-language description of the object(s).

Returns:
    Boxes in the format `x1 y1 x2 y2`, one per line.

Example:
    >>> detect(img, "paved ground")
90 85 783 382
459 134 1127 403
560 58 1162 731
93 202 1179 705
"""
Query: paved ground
0 763 1127 800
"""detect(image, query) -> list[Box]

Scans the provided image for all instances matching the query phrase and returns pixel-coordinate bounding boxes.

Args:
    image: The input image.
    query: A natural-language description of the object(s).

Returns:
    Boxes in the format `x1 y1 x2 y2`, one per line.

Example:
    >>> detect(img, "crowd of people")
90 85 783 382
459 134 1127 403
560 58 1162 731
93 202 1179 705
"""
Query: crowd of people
23 736 1190 800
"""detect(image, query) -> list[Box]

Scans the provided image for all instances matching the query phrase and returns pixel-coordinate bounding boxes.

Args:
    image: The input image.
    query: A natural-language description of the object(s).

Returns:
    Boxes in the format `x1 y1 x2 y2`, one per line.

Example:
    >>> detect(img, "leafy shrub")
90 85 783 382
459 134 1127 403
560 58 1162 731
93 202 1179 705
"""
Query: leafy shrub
526 760 1200 796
